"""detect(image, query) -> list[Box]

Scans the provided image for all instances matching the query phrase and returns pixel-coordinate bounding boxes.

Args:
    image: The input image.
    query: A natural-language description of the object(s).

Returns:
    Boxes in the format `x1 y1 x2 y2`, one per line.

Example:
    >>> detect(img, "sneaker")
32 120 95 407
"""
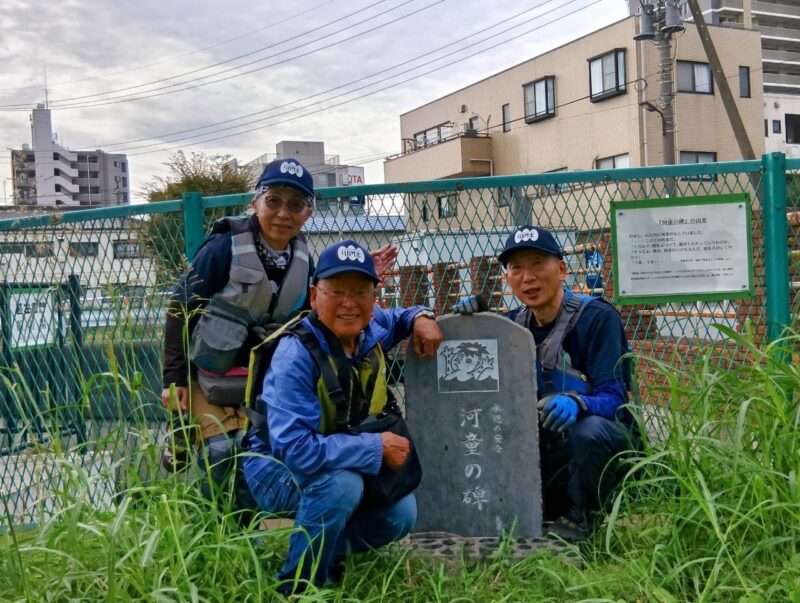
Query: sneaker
548 508 591 542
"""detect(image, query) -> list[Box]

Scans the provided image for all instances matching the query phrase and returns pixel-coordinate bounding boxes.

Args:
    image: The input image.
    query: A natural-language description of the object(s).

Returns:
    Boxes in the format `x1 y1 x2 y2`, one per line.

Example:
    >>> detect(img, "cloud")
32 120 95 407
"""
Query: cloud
0 0 628 200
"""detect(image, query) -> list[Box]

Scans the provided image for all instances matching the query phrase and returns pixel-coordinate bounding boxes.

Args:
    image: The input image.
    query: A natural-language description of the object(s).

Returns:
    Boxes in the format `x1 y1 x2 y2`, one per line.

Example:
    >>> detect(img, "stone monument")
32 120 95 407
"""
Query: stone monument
405 313 542 538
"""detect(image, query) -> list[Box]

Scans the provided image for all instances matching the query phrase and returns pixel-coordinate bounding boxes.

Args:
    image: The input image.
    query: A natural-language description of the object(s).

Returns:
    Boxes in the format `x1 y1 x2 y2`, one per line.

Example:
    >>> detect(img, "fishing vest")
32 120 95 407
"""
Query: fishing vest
245 318 389 437
513 292 594 398
189 216 310 376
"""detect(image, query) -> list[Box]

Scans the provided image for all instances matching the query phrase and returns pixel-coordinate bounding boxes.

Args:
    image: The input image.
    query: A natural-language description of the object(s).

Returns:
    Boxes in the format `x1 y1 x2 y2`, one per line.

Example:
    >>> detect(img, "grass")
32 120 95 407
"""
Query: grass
1 324 799 602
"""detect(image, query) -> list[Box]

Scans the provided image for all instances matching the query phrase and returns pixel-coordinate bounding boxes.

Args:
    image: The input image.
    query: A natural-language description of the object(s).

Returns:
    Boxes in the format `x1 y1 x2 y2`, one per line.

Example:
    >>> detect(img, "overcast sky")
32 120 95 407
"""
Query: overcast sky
0 0 629 202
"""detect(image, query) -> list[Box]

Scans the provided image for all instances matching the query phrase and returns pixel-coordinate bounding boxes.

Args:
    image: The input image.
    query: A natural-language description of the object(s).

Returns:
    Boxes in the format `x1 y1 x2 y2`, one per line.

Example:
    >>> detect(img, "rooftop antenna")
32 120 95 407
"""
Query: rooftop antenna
43 64 49 108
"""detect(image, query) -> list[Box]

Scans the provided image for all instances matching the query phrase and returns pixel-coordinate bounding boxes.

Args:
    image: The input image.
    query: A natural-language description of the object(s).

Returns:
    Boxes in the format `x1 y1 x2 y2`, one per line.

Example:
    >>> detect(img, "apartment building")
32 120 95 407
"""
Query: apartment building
245 140 368 214
629 1 800 155
10 106 130 208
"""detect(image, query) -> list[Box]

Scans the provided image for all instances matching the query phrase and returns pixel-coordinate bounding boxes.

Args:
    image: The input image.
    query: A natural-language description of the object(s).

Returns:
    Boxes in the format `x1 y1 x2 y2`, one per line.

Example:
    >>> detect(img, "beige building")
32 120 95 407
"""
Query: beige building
384 16 764 232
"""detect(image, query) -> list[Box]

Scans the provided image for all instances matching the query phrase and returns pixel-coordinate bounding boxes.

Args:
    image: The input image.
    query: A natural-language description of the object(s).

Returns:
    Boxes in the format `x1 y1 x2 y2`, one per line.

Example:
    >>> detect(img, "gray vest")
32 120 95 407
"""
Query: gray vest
190 217 310 375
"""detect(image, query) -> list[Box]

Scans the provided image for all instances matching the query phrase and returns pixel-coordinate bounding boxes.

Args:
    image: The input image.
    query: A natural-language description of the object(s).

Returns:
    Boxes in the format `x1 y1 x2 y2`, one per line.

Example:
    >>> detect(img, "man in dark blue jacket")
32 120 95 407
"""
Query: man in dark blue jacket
456 225 635 541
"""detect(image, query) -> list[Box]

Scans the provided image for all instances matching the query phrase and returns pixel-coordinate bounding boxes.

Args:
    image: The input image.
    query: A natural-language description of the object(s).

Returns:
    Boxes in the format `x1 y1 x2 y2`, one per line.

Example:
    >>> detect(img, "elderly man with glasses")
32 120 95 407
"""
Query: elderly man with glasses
242 240 442 596
160 159 396 517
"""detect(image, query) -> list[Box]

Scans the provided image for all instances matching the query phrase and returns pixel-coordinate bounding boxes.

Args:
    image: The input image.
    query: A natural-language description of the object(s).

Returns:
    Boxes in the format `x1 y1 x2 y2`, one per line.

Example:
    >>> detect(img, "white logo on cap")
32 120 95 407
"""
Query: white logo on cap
279 161 304 178
337 245 365 263
514 228 539 244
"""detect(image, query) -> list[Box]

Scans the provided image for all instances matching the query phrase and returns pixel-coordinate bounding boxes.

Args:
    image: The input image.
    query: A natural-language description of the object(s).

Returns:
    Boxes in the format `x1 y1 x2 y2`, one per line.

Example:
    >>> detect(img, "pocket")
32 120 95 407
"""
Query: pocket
196 371 248 407
190 309 249 374
221 265 269 307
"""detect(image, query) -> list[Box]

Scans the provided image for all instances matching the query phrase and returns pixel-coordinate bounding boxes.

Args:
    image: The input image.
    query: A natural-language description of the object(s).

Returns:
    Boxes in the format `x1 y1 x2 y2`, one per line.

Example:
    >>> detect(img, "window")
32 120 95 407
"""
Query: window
53 168 61 176
113 161 119 168
88 156 98 164
316 198 331 212
739 66 750 98
79 186 89 194
121 162 127 173
677 61 713 94
502 103 511 132
436 193 457 219
588 49 626 101
68 241 99 257
55 184 62 192
24 243 54 258
498 186 524 208
0 243 25 254
541 167 570 195
680 151 717 181
421 200 430 222
113 241 142 259
78 170 89 178
122 177 128 187
773 120 782 134
89 171 99 179
523 76 555 122
595 153 630 169
468 116 480 132
89 186 100 194
764 119 768 137
77 154 87 162
52 152 60 161
123 192 129 203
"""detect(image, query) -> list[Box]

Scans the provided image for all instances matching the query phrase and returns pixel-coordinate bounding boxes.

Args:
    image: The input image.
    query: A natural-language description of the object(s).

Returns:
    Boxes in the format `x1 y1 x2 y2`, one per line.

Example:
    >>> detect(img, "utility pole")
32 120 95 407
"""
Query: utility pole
635 1 685 166
684 0 756 160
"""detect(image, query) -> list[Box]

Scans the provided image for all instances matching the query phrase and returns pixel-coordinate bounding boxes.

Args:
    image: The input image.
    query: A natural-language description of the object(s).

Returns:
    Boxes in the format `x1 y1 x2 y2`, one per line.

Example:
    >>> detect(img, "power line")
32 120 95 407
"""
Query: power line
0 0 423 110
0 0 338 93
95 0 565 151
93 0 562 150
121 0 603 156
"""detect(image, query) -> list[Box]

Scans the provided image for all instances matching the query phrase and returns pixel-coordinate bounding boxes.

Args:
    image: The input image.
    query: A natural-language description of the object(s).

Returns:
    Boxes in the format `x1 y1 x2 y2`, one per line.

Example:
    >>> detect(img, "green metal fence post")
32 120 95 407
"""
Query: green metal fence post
182 191 205 260
763 152 791 342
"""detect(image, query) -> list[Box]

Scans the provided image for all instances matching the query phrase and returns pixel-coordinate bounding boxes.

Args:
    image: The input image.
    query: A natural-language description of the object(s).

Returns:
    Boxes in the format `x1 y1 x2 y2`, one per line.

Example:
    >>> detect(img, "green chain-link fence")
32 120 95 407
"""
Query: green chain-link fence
0 153 794 526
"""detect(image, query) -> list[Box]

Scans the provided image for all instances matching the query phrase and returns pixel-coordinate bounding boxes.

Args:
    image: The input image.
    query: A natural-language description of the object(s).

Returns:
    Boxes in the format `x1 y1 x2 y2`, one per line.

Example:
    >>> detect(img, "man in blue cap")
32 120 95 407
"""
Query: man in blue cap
454 225 635 541
160 159 396 514
242 239 442 595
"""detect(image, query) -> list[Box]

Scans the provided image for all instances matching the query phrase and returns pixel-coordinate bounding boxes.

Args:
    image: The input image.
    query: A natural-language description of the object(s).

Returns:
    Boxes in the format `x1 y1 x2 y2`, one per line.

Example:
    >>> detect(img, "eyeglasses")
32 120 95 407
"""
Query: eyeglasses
316 287 375 302
260 194 312 214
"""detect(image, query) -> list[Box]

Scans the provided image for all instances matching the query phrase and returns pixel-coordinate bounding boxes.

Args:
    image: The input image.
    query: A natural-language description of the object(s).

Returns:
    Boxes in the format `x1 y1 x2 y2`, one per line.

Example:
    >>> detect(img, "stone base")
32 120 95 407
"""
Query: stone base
404 528 578 561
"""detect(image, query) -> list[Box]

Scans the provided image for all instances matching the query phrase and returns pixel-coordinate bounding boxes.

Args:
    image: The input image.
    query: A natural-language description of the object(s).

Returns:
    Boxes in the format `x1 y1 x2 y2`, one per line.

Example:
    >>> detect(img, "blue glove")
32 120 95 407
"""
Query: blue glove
451 295 489 315
537 394 580 432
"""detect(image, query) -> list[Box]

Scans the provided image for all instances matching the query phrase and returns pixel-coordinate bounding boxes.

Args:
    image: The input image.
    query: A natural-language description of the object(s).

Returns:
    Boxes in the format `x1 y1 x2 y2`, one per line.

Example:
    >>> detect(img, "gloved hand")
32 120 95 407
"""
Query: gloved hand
451 295 489 315
537 394 579 432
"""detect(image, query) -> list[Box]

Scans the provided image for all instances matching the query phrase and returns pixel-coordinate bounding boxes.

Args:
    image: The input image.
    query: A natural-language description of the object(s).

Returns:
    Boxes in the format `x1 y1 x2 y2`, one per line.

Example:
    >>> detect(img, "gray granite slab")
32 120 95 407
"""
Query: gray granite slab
405 313 542 538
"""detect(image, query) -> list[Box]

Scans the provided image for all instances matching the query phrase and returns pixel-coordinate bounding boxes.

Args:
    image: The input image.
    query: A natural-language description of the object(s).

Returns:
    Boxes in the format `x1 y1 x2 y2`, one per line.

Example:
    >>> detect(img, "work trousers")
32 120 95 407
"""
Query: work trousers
540 415 632 520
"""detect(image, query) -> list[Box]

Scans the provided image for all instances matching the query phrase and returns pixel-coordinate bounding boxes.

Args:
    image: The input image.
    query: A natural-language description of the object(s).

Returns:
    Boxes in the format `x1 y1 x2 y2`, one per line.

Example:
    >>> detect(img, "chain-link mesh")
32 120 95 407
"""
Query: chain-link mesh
0 158 787 525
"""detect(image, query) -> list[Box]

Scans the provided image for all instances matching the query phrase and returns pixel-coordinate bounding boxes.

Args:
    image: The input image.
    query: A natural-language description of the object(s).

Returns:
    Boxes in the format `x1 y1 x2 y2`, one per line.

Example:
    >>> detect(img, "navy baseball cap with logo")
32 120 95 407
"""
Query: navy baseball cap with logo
314 240 379 284
498 225 563 266
255 159 315 198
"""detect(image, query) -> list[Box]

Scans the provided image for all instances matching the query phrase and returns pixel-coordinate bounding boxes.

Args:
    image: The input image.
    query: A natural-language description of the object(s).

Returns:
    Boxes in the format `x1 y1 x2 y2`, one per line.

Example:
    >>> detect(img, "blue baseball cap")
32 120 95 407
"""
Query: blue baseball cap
254 159 314 198
314 240 379 284
498 225 563 266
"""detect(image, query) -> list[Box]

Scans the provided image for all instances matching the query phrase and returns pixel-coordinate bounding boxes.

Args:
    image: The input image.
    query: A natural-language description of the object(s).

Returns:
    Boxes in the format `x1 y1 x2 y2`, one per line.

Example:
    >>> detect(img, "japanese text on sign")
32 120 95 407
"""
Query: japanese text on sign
613 198 751 301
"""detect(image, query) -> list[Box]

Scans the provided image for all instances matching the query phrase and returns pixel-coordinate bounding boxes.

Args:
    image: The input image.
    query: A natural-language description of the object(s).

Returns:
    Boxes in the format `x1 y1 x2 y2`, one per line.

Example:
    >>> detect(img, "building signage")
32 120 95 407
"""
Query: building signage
8 287 58 349
610 193 753 304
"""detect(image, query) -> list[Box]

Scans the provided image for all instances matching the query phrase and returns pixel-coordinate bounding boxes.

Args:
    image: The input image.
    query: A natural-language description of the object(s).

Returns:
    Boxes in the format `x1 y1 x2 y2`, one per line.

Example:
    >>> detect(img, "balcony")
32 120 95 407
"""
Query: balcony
754 1 800 21
764 71 800 90
763 48 800 66
384 133 492 183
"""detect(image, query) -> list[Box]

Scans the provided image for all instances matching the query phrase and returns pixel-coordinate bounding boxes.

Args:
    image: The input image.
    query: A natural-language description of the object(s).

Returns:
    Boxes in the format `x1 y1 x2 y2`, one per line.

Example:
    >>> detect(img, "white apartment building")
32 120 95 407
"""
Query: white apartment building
10 106 130 208
245 140 368 214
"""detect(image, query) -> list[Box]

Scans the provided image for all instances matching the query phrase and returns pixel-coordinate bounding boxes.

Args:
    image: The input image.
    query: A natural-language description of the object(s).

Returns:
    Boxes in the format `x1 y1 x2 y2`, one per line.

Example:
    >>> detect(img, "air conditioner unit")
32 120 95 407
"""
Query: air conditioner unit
461 122 470 133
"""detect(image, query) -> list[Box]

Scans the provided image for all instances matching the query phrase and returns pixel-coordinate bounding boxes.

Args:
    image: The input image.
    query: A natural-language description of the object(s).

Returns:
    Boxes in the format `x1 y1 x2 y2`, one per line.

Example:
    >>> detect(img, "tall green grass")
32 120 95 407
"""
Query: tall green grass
1 325 798 601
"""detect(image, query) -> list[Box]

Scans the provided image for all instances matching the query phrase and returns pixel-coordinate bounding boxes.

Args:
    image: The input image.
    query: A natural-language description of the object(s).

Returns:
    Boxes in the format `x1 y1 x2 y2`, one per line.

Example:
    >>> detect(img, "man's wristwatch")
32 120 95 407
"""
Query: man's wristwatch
413 309 435 323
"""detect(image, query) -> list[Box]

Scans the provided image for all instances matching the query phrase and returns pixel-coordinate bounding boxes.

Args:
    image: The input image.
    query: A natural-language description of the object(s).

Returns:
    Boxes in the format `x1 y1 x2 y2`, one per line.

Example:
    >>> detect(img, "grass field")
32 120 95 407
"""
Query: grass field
2 326 799 602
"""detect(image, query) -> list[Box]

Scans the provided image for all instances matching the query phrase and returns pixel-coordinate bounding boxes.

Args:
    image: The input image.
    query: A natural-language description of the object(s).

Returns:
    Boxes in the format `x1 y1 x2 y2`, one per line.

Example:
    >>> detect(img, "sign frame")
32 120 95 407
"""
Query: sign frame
610 193 754 305
2 285 60 351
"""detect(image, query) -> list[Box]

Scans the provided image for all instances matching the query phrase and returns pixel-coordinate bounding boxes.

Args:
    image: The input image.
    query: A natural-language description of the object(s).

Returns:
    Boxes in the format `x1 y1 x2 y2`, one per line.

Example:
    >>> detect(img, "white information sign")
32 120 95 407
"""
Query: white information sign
612 195 752 303
9 289 57 349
